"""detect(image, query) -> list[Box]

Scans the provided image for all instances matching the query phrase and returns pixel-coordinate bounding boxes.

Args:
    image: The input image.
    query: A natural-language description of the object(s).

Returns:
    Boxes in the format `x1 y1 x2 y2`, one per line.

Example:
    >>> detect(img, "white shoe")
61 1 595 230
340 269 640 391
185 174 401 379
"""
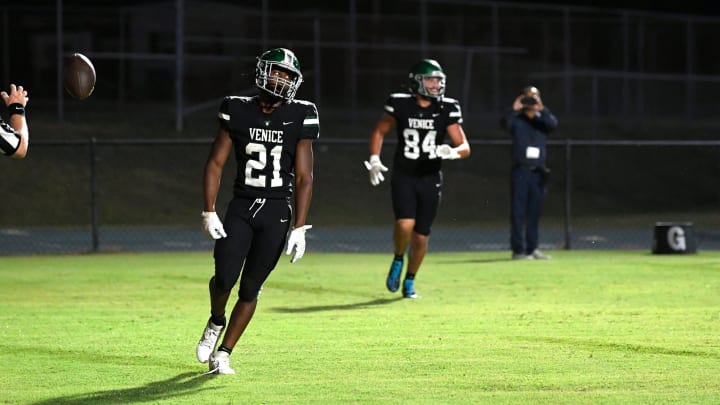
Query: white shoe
207 351 235 375
530 250 552 260
196 320 224 363
512 253 533 260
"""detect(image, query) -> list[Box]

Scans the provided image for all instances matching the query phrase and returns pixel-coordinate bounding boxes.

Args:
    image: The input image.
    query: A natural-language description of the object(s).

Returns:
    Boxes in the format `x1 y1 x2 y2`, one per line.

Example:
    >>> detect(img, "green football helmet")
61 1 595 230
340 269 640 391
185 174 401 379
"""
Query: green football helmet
255 48 303 101
407 59 446 100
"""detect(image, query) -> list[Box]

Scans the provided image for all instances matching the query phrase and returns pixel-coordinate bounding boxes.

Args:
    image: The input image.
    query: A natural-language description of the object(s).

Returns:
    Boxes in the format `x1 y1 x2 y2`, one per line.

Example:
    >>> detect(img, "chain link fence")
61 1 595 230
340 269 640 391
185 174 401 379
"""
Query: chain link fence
2 138 718 255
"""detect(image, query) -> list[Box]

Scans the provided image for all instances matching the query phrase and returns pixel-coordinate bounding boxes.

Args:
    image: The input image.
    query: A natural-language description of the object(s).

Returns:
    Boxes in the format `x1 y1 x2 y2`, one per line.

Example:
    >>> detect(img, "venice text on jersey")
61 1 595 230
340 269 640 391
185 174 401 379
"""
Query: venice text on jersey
407 118 435 130
249 128 284 143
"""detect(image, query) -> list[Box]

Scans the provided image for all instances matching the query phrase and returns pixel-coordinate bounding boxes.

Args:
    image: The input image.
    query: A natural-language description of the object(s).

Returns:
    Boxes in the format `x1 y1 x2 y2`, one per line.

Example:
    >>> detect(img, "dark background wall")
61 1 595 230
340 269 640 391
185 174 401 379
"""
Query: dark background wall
1 1 718 254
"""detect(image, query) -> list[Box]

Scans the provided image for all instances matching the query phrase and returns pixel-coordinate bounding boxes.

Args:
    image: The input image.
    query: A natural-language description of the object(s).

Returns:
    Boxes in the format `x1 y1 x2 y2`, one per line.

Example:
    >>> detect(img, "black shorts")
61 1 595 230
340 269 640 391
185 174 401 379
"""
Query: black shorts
213 197 291 301
391 171 442 236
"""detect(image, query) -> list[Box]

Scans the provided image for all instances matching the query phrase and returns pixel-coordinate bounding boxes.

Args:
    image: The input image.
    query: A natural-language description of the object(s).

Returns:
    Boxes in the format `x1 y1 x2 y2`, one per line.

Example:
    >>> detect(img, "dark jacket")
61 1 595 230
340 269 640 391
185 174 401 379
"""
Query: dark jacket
500 108 558 168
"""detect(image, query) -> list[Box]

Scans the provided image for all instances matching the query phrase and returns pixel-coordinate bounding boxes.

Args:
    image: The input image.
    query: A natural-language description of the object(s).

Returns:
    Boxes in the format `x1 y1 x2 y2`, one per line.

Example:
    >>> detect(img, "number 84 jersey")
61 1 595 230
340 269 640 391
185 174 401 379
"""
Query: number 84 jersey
385 93 463 176
218 95 320 199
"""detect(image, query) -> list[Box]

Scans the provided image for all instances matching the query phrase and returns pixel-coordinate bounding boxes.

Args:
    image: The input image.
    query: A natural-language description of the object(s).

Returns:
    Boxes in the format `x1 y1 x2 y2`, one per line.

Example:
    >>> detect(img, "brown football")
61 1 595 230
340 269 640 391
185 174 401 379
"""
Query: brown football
63 53 96 100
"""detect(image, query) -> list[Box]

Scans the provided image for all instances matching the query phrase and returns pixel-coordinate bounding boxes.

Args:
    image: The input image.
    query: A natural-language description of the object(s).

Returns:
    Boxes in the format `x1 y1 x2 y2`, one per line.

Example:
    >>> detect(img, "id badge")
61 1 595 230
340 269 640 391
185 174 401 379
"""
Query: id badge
526 146 540 159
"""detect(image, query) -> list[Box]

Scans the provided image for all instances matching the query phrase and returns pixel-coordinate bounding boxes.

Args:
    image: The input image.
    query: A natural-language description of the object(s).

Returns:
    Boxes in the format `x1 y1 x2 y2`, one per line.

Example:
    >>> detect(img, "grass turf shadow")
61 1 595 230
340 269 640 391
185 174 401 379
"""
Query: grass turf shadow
30 372 214 405
269 297 403 313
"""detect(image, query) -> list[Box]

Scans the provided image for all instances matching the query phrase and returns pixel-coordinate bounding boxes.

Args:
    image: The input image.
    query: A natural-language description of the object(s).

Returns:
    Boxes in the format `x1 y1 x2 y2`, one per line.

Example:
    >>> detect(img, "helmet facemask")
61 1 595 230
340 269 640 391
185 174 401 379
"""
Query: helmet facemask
408 59 446 101
413 73 446 100
255 49 303 101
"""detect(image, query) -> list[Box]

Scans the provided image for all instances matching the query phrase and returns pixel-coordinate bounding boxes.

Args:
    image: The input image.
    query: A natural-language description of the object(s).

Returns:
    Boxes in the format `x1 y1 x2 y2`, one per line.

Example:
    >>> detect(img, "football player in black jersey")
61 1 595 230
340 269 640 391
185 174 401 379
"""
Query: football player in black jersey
0 84 30 159
365 59 470 299
196 48 319 374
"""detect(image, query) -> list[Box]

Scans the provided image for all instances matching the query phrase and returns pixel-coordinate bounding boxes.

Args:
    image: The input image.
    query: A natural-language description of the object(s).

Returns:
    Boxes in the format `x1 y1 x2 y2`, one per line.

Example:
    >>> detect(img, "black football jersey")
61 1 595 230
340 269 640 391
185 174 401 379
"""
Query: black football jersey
0 117 21 156
384 93 463 176
218 96 320 199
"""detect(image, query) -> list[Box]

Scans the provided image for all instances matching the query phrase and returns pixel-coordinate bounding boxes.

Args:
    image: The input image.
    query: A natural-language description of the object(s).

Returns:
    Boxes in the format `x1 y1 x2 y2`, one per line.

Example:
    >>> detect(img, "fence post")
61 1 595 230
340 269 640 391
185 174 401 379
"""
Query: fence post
90 137 99 252
174 0 184 132
56 0 64 122
563 138 572 249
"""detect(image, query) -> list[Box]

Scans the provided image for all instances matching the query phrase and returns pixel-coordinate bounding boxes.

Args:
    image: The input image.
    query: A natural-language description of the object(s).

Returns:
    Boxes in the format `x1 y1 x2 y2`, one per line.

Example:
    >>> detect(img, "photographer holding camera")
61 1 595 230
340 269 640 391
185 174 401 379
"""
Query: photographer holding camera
500 86 558 260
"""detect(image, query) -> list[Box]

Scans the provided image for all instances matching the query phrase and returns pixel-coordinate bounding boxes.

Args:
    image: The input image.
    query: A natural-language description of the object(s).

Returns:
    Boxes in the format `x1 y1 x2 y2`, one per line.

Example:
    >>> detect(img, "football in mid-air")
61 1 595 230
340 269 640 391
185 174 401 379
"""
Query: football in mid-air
63 53 96 100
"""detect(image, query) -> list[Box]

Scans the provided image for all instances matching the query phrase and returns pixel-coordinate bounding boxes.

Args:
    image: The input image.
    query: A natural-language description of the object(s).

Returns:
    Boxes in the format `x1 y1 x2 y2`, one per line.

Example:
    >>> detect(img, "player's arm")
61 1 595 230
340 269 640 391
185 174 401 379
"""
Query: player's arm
293 138 314 228
0 84 29 159
364 113 395 186
443 123 470 159
369 113 395 156
436 123 470 160
203 128 232 212
201 128 233 239
285 138 314 263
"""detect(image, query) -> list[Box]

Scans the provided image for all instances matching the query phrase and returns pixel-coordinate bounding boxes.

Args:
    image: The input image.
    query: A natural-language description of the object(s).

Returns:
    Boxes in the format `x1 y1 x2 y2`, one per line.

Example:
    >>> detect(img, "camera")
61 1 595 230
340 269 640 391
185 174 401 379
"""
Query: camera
521 96 538 106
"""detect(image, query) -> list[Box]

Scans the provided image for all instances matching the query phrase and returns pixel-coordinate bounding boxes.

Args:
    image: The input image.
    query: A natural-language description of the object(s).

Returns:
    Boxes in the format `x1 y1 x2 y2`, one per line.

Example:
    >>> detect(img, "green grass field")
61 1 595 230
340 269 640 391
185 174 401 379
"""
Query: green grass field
1 251 719 404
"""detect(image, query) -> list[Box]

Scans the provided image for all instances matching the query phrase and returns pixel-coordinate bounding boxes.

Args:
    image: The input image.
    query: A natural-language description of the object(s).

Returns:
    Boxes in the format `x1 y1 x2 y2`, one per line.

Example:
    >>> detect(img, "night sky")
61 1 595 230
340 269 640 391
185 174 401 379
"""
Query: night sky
12 1 720 17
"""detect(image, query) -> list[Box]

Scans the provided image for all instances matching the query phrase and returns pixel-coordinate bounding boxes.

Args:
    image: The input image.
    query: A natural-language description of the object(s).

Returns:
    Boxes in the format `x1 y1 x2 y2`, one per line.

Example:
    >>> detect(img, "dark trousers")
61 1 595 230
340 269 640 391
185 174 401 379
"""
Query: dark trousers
214 197 291 301
391 171 442 236
510 166 545 254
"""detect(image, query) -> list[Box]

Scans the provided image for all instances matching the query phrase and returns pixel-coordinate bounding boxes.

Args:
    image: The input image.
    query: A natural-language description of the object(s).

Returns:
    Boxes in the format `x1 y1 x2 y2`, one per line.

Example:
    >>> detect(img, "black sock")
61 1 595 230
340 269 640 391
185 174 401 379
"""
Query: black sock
405 273 415 280
210 314 226 327
394 254 404 262
218 345 233 355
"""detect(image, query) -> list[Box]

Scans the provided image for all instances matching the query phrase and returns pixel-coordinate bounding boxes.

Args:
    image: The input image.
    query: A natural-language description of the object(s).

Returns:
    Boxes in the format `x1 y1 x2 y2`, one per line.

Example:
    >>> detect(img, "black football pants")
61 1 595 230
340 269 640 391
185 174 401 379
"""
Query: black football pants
213 197 291 301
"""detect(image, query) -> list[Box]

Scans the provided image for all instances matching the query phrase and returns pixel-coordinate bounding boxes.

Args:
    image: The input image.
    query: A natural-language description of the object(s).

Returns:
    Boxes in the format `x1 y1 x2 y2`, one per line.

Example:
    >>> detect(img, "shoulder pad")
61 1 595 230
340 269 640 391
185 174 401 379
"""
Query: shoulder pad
288 98 316 107
225 96 254 102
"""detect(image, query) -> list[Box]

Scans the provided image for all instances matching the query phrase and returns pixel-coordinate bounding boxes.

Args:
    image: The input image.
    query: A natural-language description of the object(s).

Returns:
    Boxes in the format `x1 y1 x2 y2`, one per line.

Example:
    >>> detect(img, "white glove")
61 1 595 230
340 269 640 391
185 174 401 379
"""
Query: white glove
363 155 388 186
286 225 312 263
436 144 462 160
201 211 227 240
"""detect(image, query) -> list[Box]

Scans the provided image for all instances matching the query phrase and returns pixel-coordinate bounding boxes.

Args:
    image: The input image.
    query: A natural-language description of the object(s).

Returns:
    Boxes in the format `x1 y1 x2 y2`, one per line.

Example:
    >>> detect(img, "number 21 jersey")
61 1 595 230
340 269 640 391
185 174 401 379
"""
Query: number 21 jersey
218 95 320 199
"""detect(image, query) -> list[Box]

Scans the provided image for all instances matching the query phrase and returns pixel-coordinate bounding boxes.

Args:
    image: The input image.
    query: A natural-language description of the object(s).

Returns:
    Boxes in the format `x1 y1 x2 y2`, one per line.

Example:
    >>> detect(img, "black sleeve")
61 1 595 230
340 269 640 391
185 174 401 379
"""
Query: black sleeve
301 102 320 140
0 117 21 156
217 97 231 131
535 108 558 133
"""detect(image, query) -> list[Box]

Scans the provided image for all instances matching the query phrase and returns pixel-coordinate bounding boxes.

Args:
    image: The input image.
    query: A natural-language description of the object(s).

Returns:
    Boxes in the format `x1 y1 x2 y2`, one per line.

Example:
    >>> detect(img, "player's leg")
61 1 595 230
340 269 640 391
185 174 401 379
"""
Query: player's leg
388 219 414 292
197 199 253 365
407 231 429 276
208 276 230 323
402 231 427 298
195 276 231 363
209 199 290 375
218 202 288 350
403 172 440 298
510 166 530 259
391 173 417 255
388 173 417 292
393 219 414 256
